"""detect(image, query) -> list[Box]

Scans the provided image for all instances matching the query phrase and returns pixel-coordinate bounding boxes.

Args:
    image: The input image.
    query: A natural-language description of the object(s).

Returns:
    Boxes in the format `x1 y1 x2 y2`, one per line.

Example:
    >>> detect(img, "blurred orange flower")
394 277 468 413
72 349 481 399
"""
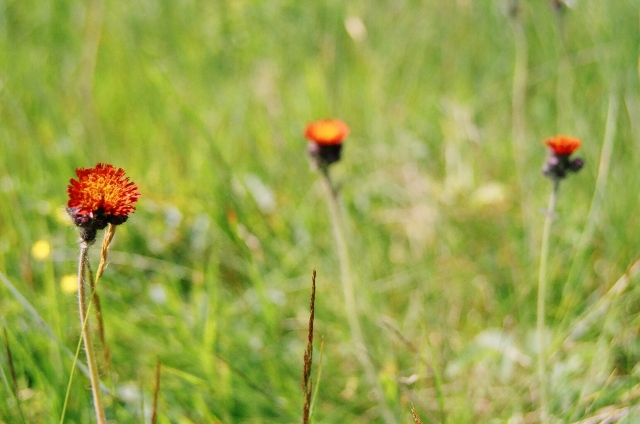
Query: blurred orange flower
544 135 581 156
542 135 584 180
304 119 350 145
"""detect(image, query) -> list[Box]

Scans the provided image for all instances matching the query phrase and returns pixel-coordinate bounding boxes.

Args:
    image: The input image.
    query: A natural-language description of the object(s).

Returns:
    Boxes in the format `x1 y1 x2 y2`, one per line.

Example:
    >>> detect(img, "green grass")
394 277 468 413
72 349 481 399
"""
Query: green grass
2 0 640 422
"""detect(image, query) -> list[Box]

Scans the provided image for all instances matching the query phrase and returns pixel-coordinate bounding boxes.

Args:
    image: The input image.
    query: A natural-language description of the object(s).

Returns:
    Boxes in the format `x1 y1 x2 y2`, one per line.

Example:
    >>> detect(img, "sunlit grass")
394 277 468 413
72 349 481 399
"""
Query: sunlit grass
1 0 640 422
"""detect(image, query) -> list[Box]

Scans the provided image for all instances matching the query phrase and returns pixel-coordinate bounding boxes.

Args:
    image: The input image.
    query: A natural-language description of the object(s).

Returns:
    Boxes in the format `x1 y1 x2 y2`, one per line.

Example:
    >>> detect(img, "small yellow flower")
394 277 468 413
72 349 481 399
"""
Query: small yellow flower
31 240 51 260
60 274 77 294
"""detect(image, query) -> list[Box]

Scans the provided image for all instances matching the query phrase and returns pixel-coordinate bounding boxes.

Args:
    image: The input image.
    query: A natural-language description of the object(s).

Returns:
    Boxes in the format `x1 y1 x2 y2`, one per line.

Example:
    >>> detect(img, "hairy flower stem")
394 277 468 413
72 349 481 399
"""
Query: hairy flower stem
78 242 107 424
320 167 396 424
537 180 559 424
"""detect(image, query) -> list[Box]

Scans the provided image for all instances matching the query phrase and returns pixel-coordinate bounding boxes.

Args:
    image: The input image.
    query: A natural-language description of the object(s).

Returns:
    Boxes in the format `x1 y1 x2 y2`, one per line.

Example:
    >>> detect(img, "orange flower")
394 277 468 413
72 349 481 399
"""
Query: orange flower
542 135 584 180
304 119 350 145
544 135 581 156
67 163 140 221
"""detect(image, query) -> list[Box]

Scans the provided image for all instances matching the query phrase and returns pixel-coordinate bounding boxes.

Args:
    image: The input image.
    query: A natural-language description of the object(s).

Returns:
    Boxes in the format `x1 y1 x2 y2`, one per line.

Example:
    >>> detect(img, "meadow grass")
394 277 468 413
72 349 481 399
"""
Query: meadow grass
1 0 640 422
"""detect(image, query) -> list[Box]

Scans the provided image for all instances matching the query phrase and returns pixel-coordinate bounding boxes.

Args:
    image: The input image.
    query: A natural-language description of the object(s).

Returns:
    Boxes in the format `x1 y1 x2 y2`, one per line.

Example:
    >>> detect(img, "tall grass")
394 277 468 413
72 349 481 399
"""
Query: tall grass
1 0 640 422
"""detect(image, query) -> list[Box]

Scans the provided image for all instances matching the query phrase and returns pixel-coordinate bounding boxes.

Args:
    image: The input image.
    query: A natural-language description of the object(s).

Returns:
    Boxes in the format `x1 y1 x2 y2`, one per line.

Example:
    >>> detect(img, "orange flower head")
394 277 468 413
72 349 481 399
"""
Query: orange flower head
544 135 581 156
304 119 350 145
67 163 140 241
68 163 140 217
542 135 584 181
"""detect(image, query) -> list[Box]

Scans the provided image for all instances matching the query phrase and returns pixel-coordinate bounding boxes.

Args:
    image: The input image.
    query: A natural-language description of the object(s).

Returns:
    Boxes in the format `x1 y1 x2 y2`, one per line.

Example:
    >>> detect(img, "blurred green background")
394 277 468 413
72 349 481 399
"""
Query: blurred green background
1 0 640 422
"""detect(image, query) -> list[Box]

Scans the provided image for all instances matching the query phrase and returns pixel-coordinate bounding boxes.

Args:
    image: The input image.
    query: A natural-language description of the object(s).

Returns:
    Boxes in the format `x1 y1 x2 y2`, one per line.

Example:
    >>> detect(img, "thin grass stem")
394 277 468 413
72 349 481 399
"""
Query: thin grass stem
302 270 316 424
308 337 325 421
60 326 84 424
509 3 536 258
90 224 116 371
137 371 145 422
383 319 446 424
0 356 11 398
411 404 424 424
3 327 26 423
563 257 640 346
210 352 282 405
319 166 397 424
0 271 99 379
557 92 618 319
78 0 105 142
95 224 116 281
424 332 446 424
151 360 161 424
568 300 621 421
536 180 559 424
319 168 363 348
3 328 18 395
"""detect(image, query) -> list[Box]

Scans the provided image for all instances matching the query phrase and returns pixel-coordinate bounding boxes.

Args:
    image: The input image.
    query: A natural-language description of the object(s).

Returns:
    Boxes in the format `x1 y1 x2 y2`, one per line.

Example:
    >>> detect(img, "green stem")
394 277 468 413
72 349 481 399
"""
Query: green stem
510 7 535 258
424 334 445 424
536 181 558 424
319 169 362 357
78 243 107 424
319 167 397 424
556 92 618 320
308 337 325 421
